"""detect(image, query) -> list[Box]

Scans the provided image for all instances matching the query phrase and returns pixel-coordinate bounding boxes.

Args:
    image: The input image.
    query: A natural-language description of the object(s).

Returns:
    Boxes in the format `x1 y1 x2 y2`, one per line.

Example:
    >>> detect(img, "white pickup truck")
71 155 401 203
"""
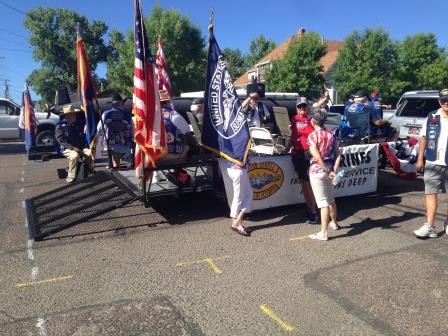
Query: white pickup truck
0 97 59 145
388 90 440 140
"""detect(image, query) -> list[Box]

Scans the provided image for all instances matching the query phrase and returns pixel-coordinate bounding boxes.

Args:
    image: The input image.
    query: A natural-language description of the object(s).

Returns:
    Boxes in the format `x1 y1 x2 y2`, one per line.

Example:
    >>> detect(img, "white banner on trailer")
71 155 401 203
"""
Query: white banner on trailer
219 143 379 211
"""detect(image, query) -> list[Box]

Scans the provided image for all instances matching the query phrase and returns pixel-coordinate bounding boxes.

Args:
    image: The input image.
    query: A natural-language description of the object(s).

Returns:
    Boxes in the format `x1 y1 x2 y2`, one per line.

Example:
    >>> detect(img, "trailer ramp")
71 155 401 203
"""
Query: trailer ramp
26 171 138 241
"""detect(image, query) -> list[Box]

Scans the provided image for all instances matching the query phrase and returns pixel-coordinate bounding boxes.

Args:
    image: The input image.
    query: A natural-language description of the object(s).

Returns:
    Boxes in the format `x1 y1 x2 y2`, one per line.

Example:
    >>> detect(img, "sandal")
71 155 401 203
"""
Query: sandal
231 225 250 237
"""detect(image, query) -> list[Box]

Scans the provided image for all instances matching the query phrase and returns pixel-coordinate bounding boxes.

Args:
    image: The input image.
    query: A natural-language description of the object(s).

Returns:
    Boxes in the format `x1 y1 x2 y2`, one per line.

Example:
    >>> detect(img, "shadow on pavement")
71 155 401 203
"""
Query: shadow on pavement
0 141 26 155
150 191 229 225
335 211 421 239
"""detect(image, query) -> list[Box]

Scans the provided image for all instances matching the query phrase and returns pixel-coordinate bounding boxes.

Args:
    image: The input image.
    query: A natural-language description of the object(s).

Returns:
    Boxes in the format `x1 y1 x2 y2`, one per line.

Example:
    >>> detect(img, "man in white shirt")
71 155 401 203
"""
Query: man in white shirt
414 88 448 238
241 92 274 131
157 89 191 165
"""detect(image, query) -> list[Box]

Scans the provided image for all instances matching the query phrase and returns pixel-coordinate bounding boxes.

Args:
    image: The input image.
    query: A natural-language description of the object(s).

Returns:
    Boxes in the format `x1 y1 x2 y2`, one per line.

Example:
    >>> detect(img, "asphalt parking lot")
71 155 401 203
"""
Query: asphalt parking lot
0 140 447 336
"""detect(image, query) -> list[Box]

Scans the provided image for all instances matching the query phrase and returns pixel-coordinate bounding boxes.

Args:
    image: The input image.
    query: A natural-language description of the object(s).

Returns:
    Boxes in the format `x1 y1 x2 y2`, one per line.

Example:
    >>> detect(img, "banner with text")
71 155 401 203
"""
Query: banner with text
219 143 379 211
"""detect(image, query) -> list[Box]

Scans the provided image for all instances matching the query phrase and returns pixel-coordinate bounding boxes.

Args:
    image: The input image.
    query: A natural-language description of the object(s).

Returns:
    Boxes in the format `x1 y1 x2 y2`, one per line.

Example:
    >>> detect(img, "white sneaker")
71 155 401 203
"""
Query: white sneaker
309 232 328 241
329 221 340 230
444 219 448 235
414 224 437 238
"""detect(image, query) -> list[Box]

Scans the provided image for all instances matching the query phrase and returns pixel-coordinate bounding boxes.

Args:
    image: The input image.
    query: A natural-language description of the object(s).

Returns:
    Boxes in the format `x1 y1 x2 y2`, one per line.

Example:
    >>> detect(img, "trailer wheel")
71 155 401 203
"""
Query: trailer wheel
36 129 56 147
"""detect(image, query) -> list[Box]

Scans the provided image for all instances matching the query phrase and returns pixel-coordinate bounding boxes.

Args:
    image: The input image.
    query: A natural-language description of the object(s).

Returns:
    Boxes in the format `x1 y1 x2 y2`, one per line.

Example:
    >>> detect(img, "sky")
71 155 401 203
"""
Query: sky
1 0 448 103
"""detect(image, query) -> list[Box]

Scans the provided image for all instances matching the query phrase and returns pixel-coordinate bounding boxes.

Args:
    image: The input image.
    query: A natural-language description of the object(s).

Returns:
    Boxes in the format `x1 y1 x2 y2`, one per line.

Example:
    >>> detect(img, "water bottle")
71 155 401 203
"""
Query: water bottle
332 169 345 186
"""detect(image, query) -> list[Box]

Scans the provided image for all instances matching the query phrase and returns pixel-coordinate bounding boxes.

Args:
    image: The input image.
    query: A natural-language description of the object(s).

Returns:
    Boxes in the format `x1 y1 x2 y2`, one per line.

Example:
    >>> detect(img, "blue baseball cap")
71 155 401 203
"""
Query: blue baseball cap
296 97 308 107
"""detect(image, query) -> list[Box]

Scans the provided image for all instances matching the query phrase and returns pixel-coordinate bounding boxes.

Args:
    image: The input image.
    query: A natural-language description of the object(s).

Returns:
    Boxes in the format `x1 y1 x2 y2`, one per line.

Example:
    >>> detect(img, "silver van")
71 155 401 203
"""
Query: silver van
390 90 440 140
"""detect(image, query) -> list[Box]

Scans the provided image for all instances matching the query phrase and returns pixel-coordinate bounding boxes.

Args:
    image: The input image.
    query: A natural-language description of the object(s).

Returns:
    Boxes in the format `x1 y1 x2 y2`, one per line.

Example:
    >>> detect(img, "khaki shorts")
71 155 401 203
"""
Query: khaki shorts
310 171 335 208
424 163 448 194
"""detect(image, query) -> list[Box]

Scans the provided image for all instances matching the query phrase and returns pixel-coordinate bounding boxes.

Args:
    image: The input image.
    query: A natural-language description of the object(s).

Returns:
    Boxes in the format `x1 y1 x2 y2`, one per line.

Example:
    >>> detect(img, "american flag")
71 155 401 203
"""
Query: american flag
133 0 166 178
155 36 173 97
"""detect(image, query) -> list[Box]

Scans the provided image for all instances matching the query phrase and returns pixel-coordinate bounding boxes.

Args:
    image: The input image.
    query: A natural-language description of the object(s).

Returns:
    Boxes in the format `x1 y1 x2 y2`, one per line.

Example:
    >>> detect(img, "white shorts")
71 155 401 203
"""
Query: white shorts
310 171 335 208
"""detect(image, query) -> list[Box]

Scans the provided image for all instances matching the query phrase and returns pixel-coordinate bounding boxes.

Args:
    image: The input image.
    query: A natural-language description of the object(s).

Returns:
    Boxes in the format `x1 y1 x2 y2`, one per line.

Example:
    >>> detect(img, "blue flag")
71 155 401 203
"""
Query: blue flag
201 28 250 166
22 84 37 152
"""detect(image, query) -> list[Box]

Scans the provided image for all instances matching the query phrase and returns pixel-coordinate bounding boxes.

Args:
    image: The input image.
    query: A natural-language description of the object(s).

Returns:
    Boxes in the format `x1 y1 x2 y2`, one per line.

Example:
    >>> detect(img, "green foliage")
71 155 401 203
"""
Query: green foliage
332 28 402 103
222 48 247 81
106 29 134 96
397 33 448 91
24 7 108 103
107 5 206 96
246 35 277 67
265 32 326 98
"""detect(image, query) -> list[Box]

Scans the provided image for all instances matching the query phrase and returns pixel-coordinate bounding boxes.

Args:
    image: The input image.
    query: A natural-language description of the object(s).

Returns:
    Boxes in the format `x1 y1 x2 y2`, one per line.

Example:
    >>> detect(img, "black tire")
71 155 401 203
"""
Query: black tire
35 129 56 147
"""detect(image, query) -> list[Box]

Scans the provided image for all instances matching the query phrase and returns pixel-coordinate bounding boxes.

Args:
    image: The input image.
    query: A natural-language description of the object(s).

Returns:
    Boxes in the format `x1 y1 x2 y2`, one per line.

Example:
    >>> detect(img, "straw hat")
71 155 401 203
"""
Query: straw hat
159 89 170 102
62 104 80 114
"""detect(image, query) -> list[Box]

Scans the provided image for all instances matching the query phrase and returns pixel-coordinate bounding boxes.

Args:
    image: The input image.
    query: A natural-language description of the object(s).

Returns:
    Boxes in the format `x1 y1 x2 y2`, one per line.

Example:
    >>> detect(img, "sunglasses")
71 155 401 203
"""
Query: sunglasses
440 98 448 105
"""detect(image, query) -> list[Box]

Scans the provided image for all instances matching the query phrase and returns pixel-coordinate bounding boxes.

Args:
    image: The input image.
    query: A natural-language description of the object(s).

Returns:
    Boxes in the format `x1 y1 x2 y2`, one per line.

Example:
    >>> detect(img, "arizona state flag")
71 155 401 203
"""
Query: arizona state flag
201 27 250 166
76 36 98 151
22 84 37 152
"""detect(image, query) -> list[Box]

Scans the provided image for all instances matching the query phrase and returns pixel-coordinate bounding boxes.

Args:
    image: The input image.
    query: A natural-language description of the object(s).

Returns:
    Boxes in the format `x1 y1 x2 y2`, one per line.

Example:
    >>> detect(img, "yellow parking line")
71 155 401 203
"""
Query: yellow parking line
260 304 296 332
15 275 73 288
204 258 222 274
289 235 309 241
176 256 230 274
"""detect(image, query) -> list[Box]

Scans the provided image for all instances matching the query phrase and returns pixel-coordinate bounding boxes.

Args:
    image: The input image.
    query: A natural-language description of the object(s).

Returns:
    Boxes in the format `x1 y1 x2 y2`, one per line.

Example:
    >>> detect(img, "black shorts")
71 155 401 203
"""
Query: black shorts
292 151 311 182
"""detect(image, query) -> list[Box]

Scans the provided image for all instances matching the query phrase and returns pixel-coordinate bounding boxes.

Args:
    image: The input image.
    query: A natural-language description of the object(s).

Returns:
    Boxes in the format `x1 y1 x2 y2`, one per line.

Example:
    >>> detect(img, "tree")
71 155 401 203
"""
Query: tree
264 32 326 98
332 28 402 103
246 35 277 67
222 48 247 80
107 5 206 96
24 7 108 103
397 33 448 91
106 30 134 96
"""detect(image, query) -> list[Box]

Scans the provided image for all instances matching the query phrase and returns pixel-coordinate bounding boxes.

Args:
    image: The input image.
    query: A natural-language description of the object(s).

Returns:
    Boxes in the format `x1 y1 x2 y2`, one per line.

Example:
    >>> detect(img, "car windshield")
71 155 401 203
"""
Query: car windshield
398 98 440 118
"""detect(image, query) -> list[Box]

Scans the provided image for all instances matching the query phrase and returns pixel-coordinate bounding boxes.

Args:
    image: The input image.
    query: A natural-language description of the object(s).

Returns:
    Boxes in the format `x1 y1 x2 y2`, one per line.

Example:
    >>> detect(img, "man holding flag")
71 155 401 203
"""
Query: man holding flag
201 23 252 236
133 0 167 179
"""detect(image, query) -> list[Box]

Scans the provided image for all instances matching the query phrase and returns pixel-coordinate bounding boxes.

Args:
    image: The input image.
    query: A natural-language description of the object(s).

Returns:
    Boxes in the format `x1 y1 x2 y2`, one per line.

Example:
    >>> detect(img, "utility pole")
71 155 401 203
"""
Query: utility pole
3 79 10 99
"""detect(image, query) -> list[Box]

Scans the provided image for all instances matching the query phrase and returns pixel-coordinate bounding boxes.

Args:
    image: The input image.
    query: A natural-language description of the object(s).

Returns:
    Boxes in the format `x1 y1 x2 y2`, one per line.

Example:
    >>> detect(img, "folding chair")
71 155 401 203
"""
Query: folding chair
272 107 291 136
325 112 342 132
249 127 285 155
340 109 370 145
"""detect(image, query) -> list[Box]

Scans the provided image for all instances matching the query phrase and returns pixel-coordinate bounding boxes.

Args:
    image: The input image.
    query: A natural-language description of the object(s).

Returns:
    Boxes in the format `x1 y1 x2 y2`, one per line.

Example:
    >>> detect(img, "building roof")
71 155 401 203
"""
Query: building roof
234 33 343 87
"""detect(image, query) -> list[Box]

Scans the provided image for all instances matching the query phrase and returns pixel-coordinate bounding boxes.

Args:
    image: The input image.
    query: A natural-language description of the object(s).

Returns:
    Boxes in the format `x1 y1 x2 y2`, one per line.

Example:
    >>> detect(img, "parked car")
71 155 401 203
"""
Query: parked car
389 90 440 140
0 98 21 139
0 97 61 146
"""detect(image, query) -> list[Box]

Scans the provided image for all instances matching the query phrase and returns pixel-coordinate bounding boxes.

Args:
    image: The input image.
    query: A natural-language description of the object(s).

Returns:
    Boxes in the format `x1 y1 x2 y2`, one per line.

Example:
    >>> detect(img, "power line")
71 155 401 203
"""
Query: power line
0 1 26 16
0 64 27 79
0 36 31 48
0 48 32 53
0 28 28 40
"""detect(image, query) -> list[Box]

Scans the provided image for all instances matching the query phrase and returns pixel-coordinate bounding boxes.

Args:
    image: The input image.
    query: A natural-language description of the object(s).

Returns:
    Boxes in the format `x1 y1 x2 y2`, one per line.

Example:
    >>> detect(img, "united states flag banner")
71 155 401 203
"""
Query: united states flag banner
156 36 173 97
201 27 250 166
22 84 37 152
133 0 167 178
76 36 98 152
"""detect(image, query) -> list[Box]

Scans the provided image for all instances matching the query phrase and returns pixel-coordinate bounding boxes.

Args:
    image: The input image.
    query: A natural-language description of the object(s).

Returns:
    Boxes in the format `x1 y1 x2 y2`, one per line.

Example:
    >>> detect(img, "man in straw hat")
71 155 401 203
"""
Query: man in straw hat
55 104 93 183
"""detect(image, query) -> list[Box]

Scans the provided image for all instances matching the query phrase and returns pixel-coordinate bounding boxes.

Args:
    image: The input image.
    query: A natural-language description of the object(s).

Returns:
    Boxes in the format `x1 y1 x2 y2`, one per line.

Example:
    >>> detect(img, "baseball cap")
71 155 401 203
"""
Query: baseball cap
296 97 308 107
439 88 448 99
192 97 204 105
354 90 368 99
112 93 123 104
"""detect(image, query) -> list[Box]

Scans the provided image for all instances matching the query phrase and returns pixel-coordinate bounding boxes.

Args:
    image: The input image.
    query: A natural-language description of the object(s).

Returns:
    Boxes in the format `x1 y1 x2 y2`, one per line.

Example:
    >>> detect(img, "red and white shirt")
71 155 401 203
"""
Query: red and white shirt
307 128 337 174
